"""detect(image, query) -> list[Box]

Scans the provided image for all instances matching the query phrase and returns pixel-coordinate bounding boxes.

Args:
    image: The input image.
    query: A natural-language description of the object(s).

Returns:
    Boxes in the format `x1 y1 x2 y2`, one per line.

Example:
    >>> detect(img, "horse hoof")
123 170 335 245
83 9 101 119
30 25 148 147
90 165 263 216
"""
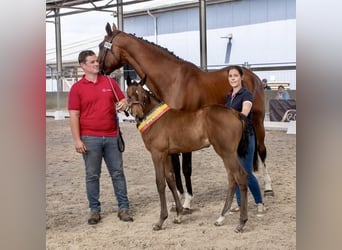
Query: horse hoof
214 215 225 226
153 224 162 231
214 221 224 227
234 225 244 233
264 190 275 197
173 218 182 224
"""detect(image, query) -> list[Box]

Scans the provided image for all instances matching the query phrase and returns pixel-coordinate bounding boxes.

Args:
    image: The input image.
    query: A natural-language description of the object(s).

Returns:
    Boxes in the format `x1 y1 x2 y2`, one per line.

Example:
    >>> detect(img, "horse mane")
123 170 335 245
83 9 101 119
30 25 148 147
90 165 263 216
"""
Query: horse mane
127 33 187 62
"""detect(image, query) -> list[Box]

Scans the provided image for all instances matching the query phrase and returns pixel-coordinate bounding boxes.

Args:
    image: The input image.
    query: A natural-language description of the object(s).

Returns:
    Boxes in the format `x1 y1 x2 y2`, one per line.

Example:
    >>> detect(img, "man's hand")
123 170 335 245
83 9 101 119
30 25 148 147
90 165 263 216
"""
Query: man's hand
116 98 128 112
74 140 87 154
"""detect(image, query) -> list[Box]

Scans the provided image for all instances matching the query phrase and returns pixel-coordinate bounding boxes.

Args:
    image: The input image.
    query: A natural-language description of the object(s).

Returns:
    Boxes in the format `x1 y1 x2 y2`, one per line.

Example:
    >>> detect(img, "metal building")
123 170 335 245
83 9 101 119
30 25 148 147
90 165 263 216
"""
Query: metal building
46 0 296 110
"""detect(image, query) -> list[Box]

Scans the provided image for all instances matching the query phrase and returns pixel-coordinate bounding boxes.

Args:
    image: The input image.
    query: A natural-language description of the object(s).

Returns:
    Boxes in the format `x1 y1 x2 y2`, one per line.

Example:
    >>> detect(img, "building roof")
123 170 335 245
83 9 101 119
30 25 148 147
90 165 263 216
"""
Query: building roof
46 0 232 18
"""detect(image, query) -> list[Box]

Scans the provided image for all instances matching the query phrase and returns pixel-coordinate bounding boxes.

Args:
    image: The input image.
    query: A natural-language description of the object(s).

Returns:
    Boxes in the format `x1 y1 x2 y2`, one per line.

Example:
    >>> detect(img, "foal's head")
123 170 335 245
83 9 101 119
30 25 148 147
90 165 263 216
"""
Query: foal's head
126 75 149 120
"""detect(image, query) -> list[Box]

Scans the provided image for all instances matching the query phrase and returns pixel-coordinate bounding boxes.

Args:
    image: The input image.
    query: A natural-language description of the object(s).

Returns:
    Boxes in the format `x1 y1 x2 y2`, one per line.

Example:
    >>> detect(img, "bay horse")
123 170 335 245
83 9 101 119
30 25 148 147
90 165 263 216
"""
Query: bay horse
98 23 275 204
126 77 250 232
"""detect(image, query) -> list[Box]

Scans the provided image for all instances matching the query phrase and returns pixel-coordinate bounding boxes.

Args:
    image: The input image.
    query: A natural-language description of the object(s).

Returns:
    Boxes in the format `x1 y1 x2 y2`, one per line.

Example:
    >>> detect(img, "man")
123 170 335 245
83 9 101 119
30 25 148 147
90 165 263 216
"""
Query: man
275 85 290 100
68 50 133 224
262 78 271 90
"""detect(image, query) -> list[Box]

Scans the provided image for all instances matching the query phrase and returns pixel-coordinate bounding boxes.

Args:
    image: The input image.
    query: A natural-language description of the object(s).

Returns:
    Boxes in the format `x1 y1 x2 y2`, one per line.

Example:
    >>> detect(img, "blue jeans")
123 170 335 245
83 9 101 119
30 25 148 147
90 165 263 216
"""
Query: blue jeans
235 133 263 205
81 136 130 212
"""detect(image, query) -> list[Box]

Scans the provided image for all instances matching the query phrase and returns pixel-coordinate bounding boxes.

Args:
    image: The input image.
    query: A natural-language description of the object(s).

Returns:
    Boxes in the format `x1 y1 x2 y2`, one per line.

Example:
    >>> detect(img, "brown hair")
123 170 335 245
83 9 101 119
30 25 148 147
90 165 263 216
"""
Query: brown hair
227 65 244 77
78 50 96 64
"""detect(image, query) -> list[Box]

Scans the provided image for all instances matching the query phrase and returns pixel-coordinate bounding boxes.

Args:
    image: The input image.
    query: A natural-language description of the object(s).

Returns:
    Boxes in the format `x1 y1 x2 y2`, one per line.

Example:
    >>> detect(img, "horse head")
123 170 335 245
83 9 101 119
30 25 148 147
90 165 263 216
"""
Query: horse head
126 75 149 121
98 22 124 75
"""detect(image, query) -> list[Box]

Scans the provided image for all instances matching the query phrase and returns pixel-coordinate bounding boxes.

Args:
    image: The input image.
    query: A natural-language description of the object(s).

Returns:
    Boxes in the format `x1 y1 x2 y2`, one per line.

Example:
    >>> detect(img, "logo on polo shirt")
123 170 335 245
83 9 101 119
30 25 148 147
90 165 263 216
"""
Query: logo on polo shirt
102 88 112 92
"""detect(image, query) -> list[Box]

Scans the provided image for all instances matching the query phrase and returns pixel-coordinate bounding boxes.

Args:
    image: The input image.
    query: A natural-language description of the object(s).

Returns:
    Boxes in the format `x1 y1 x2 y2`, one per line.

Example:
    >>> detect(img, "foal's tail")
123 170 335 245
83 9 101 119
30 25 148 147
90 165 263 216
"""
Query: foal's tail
237 113 250 158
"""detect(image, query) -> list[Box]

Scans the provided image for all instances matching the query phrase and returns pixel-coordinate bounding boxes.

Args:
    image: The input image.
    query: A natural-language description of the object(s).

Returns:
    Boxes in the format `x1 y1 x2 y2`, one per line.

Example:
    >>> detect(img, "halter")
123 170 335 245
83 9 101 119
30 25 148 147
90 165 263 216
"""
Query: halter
128 99 145 121
128 88 162 118
129 100 144 111
99 31 121 75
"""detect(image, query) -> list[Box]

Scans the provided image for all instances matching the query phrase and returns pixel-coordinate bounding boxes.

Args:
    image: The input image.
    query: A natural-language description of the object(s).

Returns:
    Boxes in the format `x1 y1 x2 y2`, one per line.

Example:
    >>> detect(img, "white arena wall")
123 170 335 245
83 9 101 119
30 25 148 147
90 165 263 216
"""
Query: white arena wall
147 19 296 67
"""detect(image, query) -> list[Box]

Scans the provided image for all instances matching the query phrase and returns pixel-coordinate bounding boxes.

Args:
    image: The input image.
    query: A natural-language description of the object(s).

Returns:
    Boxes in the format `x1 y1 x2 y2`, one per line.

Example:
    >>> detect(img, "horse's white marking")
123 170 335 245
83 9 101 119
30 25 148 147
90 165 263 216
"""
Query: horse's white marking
183 192 193 209
215 215 225 226
177 190 183 200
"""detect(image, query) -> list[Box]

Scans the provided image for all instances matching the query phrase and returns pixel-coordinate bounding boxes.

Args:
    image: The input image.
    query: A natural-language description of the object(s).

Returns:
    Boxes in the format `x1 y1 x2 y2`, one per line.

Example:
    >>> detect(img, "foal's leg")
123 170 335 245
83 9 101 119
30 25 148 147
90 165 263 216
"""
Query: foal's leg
151 153 168 231
235 169 248 233
215 171 236 227
182 152 193 210
215 157 248 232
165 155 183 224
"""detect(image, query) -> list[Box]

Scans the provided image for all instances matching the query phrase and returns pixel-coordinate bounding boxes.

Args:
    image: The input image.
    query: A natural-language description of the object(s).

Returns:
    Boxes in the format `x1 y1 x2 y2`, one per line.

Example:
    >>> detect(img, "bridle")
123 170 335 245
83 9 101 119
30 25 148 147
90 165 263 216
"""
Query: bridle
127 86 163 123
99 31 121 75
127 98 145 124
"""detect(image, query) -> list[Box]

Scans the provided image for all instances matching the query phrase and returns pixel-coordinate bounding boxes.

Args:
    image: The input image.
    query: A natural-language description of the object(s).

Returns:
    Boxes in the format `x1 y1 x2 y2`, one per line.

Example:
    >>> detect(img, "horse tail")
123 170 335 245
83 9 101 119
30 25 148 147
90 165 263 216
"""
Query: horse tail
237 113 250 158
252 126 259 172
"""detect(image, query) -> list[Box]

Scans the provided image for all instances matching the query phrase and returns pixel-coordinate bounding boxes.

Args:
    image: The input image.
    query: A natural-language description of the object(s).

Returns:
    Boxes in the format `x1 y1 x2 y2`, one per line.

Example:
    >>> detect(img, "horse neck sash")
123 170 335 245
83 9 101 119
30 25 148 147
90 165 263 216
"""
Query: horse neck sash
138 103 170 133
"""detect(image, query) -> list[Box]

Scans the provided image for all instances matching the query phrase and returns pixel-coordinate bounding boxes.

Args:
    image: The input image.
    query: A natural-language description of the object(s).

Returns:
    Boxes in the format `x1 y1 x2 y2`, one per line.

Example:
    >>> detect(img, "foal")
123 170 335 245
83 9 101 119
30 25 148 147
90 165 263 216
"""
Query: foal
127 77 250 232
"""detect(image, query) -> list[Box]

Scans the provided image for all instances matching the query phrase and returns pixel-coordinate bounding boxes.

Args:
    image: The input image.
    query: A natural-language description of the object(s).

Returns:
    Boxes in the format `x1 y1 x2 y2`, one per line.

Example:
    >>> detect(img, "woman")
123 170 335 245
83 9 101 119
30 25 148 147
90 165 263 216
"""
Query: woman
225 66 267 217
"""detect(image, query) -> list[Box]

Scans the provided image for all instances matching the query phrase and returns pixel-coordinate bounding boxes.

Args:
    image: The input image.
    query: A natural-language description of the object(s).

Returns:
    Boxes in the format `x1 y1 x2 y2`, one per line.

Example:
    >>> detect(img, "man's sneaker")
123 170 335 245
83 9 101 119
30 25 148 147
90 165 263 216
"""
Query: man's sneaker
118 210 133 222
229 205 240 214
256 203 268 217
88 211 101 225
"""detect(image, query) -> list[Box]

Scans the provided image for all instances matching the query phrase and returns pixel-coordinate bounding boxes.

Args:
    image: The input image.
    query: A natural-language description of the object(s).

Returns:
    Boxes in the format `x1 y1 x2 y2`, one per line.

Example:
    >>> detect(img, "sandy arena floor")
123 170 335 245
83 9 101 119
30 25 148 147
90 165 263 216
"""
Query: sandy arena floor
46 118 296 250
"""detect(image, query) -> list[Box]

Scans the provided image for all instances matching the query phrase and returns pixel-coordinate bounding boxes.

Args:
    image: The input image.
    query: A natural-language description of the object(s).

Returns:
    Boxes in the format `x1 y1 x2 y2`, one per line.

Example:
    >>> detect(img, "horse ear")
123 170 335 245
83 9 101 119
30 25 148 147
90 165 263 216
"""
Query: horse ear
112 23 118 31
105 22 113 36
105 22 113 35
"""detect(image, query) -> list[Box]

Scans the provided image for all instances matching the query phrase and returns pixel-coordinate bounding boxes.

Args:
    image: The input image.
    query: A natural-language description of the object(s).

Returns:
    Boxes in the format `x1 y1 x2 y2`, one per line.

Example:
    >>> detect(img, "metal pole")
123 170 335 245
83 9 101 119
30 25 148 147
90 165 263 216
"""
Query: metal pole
116 0 125 91
199 0 207 71
147 10 158 44
54 9 63 110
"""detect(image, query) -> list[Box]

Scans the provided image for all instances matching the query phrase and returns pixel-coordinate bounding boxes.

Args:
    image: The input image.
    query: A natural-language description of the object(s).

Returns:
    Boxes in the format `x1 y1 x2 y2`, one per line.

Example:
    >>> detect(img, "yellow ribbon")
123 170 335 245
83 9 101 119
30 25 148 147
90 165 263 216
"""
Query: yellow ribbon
138 103 170 133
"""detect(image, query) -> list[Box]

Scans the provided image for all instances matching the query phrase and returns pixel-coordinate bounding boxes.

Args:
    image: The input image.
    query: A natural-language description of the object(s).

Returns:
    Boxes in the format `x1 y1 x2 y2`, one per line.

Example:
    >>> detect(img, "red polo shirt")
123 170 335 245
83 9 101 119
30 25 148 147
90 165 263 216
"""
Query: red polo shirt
68 74 125 136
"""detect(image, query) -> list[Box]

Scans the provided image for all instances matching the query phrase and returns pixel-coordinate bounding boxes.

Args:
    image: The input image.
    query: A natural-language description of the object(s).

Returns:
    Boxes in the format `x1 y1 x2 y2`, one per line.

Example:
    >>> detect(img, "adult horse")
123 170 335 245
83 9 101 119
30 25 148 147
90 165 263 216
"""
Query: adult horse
126 77 250 232
98 23 274 200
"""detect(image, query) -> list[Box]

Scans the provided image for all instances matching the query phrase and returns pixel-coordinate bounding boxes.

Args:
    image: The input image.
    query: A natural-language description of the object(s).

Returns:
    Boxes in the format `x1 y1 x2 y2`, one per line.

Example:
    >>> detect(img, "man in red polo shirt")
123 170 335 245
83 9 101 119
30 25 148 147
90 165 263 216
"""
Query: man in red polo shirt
68 50 133 224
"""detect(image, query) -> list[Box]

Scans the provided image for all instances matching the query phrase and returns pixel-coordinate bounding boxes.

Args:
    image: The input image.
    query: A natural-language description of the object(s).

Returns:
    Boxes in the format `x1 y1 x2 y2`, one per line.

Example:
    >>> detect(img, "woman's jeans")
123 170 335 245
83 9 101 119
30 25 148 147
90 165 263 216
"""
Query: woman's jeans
235 133 263 206
81 136 129 212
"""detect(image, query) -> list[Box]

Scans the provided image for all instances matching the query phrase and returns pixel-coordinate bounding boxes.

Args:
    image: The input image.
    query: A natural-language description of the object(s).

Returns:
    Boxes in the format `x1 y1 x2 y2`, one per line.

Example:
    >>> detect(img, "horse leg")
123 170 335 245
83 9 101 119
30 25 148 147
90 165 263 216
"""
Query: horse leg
165 155 183 224
254 118 274 197
235 171 248 233
182 152 193 211
171 153 184 196
215 157 248 233
214 171 236 227
151 153 169 231
170 153 183 212
263 162 274 197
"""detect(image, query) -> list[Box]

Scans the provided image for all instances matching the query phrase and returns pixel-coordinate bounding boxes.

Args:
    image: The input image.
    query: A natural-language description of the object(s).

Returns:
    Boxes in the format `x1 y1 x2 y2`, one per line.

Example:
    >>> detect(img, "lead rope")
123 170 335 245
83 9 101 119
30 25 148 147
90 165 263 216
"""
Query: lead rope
107 76 126 152
107 76 129 116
